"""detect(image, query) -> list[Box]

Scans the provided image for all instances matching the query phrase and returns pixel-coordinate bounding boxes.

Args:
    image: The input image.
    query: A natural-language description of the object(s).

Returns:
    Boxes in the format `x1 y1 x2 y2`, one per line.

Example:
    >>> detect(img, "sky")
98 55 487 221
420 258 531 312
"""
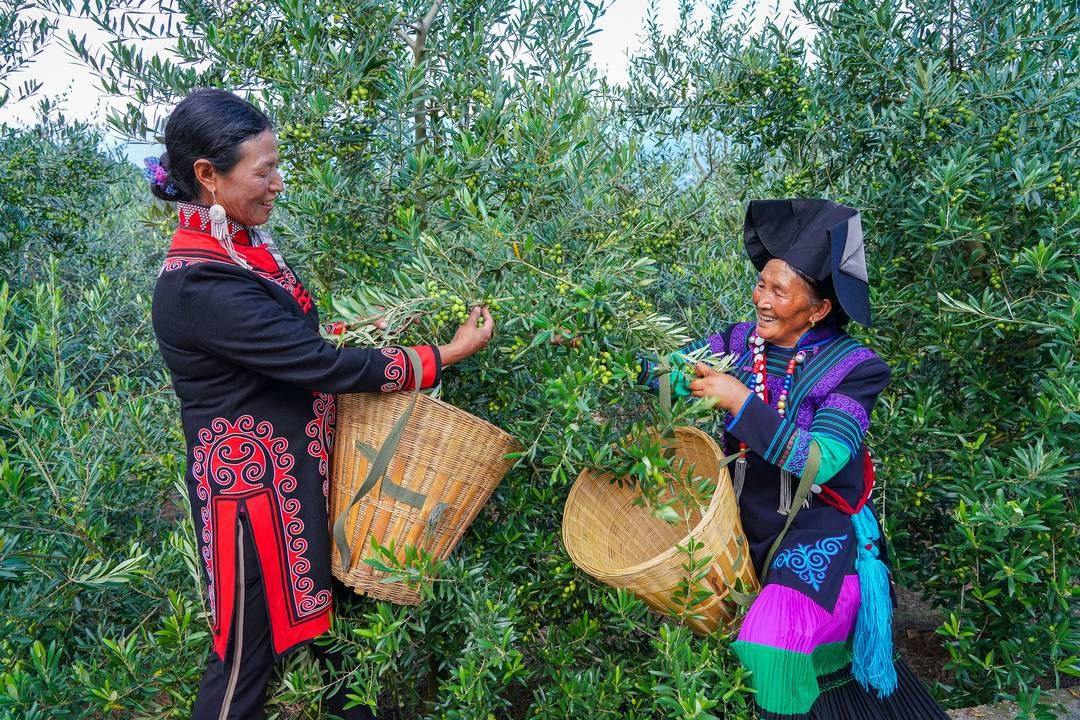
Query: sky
0 0 808 154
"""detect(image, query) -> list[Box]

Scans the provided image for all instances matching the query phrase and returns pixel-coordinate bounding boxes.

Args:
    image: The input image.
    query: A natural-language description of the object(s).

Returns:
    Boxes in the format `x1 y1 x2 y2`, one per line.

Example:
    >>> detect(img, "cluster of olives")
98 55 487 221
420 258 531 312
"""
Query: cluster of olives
516 576 585 643
347 85 369 105
913 104 976 143
278 122 318 143
339 141 367 154
991 112 1022 152
344 250 381 271
541 241 565 265
500 335 529 358
638 228 678 258
1047 162 1074 202
591 350 616 386
780 171 811 196
470 87 492 106
425 281 470 328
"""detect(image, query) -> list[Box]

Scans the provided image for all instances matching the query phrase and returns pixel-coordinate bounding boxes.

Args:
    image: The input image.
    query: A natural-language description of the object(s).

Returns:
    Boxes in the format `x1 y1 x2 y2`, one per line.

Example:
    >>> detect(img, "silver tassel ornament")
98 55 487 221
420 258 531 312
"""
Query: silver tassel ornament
733 456 747 502
777 469 793 514
209 198 251 270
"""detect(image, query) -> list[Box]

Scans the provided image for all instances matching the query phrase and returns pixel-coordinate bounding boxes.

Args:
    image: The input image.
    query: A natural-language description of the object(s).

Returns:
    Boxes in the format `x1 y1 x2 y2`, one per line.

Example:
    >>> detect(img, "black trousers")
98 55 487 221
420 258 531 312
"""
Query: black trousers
192 513 375 720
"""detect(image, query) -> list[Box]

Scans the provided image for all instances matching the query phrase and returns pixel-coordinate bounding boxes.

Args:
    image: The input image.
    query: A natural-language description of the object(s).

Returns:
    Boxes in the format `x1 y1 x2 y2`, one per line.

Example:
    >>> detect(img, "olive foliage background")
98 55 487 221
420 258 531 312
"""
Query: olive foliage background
0 0 1077 718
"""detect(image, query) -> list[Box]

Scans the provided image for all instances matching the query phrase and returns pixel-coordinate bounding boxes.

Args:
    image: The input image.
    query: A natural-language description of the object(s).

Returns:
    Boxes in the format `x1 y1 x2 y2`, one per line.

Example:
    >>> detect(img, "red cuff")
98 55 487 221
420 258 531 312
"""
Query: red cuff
409 345 441 389
322 321 346 336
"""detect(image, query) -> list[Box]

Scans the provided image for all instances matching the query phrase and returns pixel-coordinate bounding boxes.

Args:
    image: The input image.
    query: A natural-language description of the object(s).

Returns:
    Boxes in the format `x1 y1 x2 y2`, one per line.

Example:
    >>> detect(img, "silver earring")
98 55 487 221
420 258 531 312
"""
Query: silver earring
208 190 250 269
209 190 229 243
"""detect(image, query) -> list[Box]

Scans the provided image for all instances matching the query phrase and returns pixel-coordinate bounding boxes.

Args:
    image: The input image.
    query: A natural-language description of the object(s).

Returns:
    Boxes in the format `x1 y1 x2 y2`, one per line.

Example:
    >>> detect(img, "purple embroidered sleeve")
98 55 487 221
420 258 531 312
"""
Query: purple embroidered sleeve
810 347 876 398
707 333 726 354
822 393 870 433
729 322 753 354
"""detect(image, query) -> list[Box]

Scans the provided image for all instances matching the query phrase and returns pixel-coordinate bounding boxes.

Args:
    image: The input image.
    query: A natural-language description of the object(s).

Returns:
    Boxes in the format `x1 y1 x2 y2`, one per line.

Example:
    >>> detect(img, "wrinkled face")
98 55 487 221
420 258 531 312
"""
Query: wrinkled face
210 130 283 227
751 259 829 347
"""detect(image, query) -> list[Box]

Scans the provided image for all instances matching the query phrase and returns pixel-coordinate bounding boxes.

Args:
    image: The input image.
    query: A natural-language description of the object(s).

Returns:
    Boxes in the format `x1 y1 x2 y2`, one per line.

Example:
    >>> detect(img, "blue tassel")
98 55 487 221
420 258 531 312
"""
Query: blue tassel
851 506 898 698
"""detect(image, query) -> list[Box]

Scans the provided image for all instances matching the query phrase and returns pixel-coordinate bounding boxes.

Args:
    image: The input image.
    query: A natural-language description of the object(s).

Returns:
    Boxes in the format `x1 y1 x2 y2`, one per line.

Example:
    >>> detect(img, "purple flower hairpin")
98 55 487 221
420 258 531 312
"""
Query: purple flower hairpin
144 156 178 197
143 156 167 185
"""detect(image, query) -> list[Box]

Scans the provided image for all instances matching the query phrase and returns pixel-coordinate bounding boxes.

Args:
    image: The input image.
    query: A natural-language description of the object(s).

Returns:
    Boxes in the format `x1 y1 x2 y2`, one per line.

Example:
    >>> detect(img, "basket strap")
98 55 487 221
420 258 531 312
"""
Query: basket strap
724 441 821 608
659 366 673 420
333 347 444 570
759 440 821 583
658 367 678 459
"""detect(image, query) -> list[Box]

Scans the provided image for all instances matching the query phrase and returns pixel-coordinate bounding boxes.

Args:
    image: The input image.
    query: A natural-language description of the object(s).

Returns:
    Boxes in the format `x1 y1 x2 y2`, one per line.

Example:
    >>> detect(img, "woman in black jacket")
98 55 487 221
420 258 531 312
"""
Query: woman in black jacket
150 88 492 719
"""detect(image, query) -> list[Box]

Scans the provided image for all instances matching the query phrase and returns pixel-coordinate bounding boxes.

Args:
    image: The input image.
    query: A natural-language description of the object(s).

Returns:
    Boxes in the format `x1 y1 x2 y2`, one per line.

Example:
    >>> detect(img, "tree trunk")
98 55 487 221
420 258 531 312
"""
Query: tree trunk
409 0 445 219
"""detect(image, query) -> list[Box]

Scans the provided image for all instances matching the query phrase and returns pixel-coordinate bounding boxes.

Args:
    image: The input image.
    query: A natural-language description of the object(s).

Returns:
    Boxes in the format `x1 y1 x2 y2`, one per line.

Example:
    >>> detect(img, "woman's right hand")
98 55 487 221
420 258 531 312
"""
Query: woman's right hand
439 306 494 366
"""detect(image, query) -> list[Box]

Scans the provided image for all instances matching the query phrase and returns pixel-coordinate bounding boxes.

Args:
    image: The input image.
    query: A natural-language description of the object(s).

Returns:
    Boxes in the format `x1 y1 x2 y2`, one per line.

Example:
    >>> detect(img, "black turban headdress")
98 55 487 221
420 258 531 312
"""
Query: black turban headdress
743 198 872 326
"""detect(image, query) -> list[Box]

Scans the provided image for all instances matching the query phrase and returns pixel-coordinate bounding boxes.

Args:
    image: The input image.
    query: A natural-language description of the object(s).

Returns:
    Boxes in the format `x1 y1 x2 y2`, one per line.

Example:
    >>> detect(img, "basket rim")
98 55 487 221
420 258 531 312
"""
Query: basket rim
337 390 522 451
561 425 737 580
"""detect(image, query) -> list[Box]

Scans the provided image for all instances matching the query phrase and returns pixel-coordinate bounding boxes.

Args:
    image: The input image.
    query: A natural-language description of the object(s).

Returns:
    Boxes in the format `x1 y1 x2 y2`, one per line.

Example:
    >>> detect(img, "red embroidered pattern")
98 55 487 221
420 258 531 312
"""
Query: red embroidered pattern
380 347 409 391
191 415 331 625
305 392 337 500
159 257 210 275
274 490 331 615
321 321 347 336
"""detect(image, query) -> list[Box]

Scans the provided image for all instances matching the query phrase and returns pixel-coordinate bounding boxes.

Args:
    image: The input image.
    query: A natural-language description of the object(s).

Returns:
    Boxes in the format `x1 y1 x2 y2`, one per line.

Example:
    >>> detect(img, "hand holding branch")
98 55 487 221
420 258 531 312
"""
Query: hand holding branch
688 363 751 414
439 306 494 366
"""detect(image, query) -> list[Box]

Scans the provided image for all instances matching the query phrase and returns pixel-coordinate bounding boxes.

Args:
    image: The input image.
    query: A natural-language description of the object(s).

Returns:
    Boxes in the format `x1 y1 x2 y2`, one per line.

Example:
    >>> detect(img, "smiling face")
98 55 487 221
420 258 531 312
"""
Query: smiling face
751 259 832 347
195 129 283 227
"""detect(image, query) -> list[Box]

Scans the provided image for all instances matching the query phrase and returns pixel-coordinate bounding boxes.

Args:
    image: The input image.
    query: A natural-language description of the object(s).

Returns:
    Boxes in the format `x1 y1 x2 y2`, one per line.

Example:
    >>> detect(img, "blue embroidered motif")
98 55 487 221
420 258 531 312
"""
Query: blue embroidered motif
783 432 813 475
772 534 848 591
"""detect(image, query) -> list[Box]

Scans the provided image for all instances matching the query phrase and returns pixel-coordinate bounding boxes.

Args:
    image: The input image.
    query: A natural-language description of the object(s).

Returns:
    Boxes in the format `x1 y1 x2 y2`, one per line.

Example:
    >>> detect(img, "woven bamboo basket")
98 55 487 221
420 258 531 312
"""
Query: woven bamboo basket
562 426 758 634
329 391 519 605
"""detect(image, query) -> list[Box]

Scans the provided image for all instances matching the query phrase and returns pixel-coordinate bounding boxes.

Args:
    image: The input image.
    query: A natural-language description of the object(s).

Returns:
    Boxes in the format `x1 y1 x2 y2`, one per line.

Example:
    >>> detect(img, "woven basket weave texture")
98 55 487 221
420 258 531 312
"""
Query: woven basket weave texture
562 425 759 634
329 391 519 605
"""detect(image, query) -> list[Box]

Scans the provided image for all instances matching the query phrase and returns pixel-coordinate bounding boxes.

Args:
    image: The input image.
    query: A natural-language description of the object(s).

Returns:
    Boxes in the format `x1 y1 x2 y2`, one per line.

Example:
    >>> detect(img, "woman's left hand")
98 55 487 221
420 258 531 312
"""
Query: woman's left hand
689 363 751 413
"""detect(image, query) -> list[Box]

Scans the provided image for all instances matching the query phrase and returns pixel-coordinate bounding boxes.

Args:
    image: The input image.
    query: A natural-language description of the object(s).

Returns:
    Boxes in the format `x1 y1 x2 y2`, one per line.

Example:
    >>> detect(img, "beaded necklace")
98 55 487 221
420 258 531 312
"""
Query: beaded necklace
731 332 806 513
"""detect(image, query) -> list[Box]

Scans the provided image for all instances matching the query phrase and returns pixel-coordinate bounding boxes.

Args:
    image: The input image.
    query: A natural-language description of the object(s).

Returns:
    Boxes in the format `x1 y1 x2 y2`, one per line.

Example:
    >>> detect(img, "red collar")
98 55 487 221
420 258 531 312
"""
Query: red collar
163 210 314 312
176 202 253 246
168 203 279 273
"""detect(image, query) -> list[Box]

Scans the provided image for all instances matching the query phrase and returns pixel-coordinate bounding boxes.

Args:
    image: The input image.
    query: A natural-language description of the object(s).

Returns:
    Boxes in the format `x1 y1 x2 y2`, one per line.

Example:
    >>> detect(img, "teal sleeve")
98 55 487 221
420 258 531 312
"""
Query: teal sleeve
812 434 853 484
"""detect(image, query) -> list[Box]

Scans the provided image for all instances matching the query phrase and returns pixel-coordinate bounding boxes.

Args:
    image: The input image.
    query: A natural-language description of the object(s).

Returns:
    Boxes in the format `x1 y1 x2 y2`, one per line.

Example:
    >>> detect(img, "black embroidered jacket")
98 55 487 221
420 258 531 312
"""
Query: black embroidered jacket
152 203 440 660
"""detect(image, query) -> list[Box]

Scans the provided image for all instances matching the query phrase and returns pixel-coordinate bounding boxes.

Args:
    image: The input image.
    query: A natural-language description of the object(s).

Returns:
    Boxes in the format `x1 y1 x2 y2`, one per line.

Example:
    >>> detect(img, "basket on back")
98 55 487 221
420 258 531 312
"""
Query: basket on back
562 425 758 634
329 390 519 605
